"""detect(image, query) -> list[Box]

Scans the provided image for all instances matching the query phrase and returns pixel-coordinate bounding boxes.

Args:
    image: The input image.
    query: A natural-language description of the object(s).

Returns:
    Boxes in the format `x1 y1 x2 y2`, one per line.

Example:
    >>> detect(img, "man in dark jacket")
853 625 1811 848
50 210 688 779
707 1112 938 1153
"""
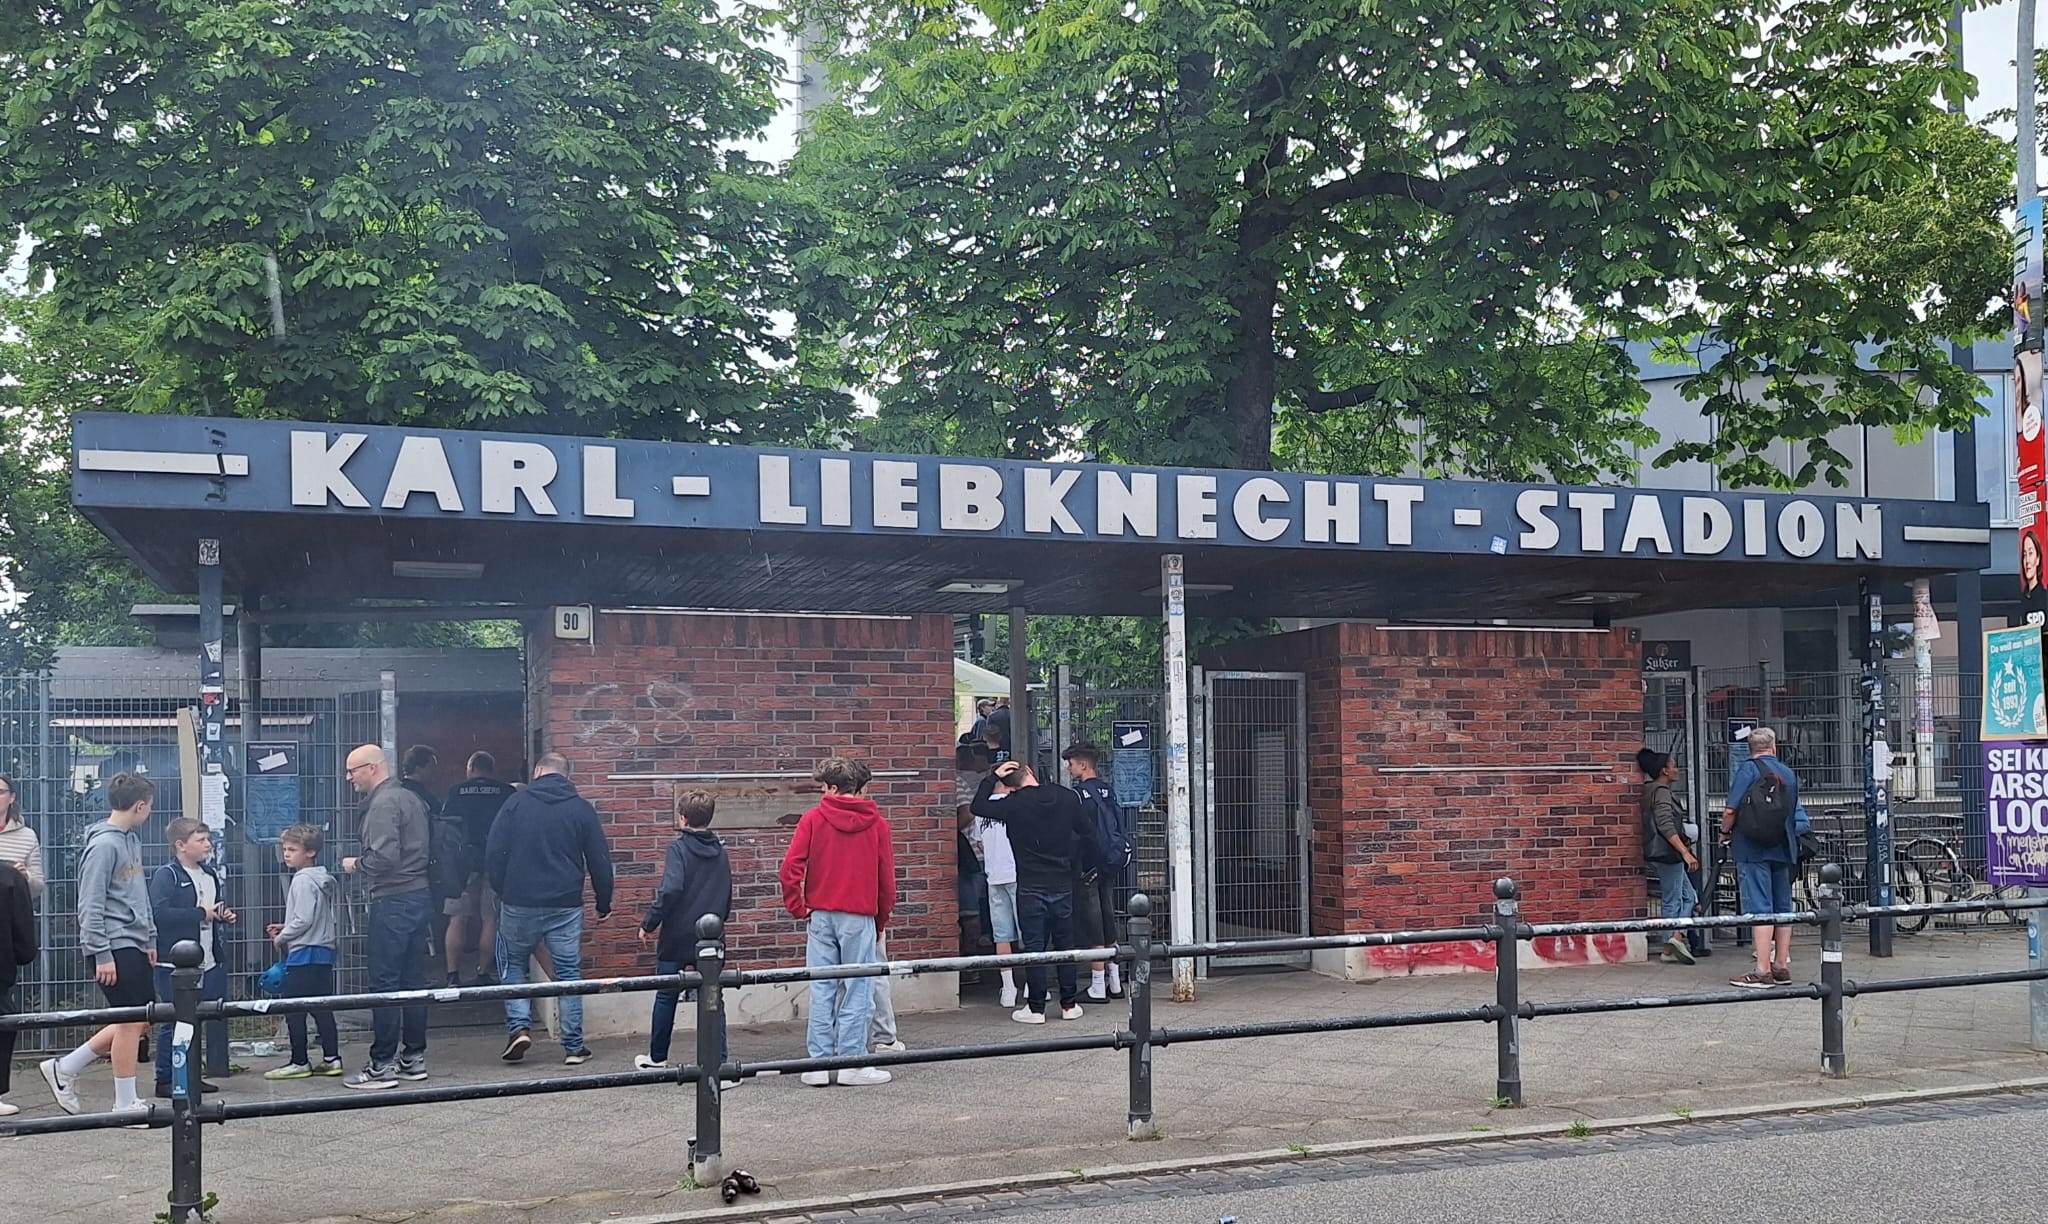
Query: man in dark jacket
341 744 433 1090
636 789 732 1073
441 751 513 987
486 753 614 1065
1064 743 1135 1002
972 759 1099 1024
0 860 37 1116
149 817 233 1094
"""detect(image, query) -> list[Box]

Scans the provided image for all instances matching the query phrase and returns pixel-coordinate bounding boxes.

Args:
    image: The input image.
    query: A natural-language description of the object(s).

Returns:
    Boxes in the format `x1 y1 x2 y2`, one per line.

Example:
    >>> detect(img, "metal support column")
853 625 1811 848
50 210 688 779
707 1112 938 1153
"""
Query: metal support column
197 541 228 835
379 669 398 766
1161 554 1196 1003
1055 663 1074 760
238 596 262 747
1861 577 1895 957
1008 603 1030 770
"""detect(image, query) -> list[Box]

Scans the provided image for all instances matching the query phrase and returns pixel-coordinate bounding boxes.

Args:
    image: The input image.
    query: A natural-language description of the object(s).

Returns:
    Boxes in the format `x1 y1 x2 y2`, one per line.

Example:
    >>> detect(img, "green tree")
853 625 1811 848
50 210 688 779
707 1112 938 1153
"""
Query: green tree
0 0 836 439
789 0 2011 485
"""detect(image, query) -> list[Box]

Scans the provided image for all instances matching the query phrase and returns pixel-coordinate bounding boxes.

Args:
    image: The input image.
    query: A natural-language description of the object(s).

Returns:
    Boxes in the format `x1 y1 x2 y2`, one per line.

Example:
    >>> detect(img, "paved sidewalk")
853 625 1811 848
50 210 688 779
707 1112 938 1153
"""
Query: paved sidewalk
8 928 2046 1224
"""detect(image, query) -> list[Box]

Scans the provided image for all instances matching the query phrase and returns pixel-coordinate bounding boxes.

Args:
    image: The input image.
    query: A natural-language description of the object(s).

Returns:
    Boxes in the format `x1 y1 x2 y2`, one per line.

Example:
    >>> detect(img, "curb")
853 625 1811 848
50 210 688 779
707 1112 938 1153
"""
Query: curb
591 1075 2048 1224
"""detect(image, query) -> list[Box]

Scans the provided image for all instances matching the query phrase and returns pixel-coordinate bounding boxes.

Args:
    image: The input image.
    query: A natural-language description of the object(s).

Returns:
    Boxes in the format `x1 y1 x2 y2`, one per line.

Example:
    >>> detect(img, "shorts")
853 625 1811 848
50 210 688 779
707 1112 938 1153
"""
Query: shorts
957 864 985 919
98 947 157 1008
444 873 497 920
988 881 1020 944
1736 861 1796 918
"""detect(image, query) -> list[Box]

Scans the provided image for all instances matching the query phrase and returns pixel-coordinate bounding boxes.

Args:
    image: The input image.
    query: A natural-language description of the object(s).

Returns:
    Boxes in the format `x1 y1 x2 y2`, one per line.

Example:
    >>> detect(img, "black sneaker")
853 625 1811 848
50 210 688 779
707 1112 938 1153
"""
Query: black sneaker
502 1030 532 1062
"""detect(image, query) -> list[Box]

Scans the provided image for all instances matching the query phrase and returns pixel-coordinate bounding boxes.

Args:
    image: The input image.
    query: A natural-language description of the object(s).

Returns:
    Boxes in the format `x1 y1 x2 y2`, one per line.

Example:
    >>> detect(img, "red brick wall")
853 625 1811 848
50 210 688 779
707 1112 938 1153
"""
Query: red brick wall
1213 625 1644 936
535 612 957 976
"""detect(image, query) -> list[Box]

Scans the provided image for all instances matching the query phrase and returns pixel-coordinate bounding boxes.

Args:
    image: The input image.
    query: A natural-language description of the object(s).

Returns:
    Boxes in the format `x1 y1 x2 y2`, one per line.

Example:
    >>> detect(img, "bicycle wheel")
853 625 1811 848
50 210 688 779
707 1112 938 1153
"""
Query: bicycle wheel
1889 854 1931 934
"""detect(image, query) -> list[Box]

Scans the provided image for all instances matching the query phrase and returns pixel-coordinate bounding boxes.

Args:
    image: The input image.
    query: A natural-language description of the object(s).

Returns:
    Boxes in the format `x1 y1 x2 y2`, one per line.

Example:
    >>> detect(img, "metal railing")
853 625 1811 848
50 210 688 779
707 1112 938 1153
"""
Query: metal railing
6 867 2046 1223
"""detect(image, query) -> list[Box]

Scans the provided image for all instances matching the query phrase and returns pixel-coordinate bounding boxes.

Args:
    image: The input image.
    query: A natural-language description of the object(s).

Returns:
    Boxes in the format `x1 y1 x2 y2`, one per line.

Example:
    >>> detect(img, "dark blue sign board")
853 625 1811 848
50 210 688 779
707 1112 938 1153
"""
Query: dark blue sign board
243 740 301 844
68 414 1992 568
1112 721 1154 808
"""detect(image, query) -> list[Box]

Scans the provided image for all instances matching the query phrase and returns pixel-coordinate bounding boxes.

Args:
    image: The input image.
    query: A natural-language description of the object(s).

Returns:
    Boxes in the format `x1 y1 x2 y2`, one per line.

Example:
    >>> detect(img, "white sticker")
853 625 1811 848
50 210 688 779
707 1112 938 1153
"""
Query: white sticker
1119 729 1144 747
258 751 289 772
432 988 460 1002
251 1000 272 1014
1821 949 1843 963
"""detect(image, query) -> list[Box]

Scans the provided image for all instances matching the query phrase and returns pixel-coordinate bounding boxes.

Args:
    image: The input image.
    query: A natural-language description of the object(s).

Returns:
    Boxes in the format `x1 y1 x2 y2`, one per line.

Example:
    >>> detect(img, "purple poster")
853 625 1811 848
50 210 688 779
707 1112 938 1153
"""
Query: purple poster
1985 742 2048 886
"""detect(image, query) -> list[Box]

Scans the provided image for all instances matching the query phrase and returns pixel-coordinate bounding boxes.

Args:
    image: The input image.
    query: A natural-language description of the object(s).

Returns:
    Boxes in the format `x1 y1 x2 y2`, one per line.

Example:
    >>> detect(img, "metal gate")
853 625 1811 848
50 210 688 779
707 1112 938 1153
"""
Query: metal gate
1199 671 1310 966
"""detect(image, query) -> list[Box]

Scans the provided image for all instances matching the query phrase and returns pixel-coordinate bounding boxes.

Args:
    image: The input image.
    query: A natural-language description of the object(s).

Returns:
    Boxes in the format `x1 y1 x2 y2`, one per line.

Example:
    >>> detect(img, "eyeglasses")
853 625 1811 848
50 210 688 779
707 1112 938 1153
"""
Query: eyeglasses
343 763 373 777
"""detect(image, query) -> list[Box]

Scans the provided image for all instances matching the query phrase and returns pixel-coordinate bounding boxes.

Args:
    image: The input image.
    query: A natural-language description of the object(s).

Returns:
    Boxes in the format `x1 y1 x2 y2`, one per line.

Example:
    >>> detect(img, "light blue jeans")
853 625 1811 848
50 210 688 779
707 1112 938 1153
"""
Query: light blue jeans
806 910 877 1059
1654 860 1698 923
499 905 586 1053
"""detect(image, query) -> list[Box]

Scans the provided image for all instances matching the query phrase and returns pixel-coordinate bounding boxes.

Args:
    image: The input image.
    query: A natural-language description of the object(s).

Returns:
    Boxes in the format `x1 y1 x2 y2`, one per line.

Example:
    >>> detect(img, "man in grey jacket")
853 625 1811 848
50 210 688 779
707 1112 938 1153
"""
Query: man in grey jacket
39 772 157 1115
339 745 432 1089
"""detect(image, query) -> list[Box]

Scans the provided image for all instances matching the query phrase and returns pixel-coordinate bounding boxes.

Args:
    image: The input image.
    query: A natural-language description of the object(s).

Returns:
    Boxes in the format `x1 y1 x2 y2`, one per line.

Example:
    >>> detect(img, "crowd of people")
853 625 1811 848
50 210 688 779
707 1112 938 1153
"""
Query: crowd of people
0 709 1141 1112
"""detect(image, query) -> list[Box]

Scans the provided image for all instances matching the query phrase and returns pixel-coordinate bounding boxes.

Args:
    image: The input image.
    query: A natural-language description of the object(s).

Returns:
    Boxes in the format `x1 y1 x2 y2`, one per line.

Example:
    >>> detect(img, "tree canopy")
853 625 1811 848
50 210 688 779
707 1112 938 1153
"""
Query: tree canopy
0 0 834 439
788 0 2013 484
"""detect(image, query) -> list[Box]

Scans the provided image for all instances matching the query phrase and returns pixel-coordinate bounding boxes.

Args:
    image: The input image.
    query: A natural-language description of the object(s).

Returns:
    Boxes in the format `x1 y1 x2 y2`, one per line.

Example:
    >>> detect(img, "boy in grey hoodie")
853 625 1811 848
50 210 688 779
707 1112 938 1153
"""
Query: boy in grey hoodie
40 772 158 1115
264 823 344 1078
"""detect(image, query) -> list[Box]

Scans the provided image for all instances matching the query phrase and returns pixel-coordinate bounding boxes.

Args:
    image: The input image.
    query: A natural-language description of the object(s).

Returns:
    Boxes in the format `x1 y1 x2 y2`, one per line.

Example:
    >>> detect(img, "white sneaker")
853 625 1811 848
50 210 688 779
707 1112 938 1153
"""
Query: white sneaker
0 1100 17 1117
999 984 1018 1008
838 1067 892 1086
1061 1004 1085 1020
39 1059 80 1116
800 1070 834 1087
634 1055 669 1070
1011 1006 1046 1025
871 1040 906 1054
113 1100 150 1127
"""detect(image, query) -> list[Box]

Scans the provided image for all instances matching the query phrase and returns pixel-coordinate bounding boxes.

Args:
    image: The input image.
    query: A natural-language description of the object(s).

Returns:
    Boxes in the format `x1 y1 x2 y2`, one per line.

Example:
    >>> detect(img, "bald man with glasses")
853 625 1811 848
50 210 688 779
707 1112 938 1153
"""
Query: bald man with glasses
339 745 432 1089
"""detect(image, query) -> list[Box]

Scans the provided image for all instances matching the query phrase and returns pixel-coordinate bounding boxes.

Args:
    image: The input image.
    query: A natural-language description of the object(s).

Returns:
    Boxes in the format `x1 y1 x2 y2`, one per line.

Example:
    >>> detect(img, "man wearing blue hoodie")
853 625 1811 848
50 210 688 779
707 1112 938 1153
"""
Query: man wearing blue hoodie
487 753 615 1065
636 789 733 1073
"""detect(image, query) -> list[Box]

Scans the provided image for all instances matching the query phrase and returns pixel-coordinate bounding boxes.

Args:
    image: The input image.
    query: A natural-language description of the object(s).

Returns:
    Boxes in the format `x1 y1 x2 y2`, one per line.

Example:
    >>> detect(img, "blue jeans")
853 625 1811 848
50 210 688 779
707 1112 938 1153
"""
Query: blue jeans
648 959 728 1066
805 910 876 1059
499 905 586 1053
1654 860 1699 924
153 963 227 1084
1017 887 1077 1012
366 890 433 1065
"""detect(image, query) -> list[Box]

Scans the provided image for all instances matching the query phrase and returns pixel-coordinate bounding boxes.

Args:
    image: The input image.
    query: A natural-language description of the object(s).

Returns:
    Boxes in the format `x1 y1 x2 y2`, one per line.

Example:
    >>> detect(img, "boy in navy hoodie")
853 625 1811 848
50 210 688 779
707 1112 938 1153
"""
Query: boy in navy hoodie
635 790 733 1074
148 817 234 1098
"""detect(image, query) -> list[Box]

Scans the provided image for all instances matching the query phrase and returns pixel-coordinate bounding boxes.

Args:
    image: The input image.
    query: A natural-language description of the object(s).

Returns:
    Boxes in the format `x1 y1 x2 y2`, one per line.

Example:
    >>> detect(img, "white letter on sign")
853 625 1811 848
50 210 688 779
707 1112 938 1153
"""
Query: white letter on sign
758 455 807 524
1097 471 1159 537
479 441 559 516
1516 489 1560 550
1682 497 1733 555
290 431 370 508
1566 491 1617 551
581 446 635 519
1302 480 1360 544
1373 483 1425 545
1836 503 1882 560
940 464 1004 531
1232 478 1289 542
1176 474 1219 539
1619 495 1673 554
1777 500 1824 558
380 436 463 512
1024 468 1083 535
873 460 920 528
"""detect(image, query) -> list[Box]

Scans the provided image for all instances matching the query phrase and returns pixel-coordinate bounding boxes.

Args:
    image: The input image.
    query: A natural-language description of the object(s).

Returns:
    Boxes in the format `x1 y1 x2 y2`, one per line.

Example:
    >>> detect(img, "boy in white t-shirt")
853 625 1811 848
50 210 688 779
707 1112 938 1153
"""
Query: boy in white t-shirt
967 746 1021 1008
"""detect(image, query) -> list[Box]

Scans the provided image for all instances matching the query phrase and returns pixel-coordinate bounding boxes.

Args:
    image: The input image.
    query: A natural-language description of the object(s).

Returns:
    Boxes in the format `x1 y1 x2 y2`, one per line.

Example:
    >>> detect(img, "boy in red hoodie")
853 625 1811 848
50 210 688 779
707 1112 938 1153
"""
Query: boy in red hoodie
779 757 897 1087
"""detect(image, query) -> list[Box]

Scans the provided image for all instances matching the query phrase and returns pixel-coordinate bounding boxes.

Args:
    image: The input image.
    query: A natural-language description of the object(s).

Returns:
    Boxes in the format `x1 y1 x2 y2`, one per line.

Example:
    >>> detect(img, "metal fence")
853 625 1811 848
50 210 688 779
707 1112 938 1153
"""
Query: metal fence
1048 680 1177 918
6 872 2046 1224
0 671 385 1052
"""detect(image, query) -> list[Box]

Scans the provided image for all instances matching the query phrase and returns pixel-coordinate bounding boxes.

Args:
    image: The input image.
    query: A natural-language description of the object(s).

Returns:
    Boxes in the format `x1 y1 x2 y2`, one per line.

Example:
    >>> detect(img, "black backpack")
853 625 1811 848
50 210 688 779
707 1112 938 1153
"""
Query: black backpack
427 811 470 900
1734 762 1791 846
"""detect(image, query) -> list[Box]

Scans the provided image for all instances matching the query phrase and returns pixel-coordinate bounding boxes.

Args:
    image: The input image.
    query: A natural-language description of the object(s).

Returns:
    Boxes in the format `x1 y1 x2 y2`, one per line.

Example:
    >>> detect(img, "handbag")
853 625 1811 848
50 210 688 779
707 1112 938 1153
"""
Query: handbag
1796 831 1824 864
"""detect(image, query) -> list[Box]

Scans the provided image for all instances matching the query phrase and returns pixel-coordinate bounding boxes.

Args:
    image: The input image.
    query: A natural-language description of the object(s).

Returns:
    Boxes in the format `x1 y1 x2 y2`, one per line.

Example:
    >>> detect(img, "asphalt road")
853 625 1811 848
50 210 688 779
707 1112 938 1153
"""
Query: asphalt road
783 1090 2048 1223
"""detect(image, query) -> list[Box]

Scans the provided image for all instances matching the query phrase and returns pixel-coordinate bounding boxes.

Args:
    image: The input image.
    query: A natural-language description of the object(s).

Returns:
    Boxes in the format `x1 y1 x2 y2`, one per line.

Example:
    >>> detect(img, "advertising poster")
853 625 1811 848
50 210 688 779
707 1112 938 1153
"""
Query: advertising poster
2019 198 2046 628
1985 742 2048 887
1984 626 2048 741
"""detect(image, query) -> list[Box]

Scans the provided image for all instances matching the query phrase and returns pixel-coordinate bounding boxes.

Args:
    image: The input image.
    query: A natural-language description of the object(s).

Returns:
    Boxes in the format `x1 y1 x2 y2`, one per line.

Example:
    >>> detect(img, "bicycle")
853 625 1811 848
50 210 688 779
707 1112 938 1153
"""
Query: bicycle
1795 809 1931 932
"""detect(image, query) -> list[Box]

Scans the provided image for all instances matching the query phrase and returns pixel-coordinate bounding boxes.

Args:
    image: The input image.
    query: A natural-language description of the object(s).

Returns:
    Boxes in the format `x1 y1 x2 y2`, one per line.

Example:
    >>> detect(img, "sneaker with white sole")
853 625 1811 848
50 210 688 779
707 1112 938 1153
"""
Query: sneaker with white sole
1060 1004 1084 1020
39 1059 81 1115
396 1056 428 1081
871 1040 906 1054
634 1054 669 1070
999 985 1018 1009
799 1070 834 1087
838 1067 892 1086
316 1057 346 1077
342 1063 398 1091
563 1048 594 1066
263 1063 314 1080
0 1100 18 1117
501 1029 532 1062
1011 1006 1046 1025
113 1100 150 1128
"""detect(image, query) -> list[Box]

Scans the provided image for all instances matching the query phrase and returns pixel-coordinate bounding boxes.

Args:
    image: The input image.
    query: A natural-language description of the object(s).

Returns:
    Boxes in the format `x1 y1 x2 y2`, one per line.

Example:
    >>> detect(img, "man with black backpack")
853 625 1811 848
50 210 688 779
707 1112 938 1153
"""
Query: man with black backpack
1721 726 1804 989
1064 743 1134 1004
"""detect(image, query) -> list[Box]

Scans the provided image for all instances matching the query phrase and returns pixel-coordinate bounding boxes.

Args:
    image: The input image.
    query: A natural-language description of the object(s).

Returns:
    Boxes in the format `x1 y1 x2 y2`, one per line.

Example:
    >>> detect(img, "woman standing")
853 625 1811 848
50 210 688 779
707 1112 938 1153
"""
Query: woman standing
1638 750 1698 965
0 771 40 1116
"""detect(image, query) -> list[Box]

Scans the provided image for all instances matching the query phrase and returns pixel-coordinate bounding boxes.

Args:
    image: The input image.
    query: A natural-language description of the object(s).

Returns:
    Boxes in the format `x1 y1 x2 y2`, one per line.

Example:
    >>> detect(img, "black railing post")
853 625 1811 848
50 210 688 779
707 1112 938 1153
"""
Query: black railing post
1818 863 1847 1078
690 915 727 1185
167 939 205 1224
1493 879 1523 1107
1125 893 1156 1140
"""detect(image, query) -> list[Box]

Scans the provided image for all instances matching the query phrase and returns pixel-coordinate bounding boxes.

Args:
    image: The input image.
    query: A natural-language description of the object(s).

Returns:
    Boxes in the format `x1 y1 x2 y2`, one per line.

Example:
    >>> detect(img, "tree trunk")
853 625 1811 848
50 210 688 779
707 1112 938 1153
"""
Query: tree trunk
1223 273 1279 471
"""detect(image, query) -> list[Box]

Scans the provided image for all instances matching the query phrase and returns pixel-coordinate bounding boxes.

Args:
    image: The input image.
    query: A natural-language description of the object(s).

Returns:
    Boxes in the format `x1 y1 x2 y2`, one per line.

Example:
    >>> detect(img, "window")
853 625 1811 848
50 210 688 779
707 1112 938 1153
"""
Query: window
1974 372 2019 526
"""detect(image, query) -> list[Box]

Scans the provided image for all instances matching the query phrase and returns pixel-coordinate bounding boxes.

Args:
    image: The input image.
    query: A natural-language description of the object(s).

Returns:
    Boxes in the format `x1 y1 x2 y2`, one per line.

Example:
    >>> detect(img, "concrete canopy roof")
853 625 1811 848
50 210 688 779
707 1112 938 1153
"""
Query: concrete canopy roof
70 413 1992 621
